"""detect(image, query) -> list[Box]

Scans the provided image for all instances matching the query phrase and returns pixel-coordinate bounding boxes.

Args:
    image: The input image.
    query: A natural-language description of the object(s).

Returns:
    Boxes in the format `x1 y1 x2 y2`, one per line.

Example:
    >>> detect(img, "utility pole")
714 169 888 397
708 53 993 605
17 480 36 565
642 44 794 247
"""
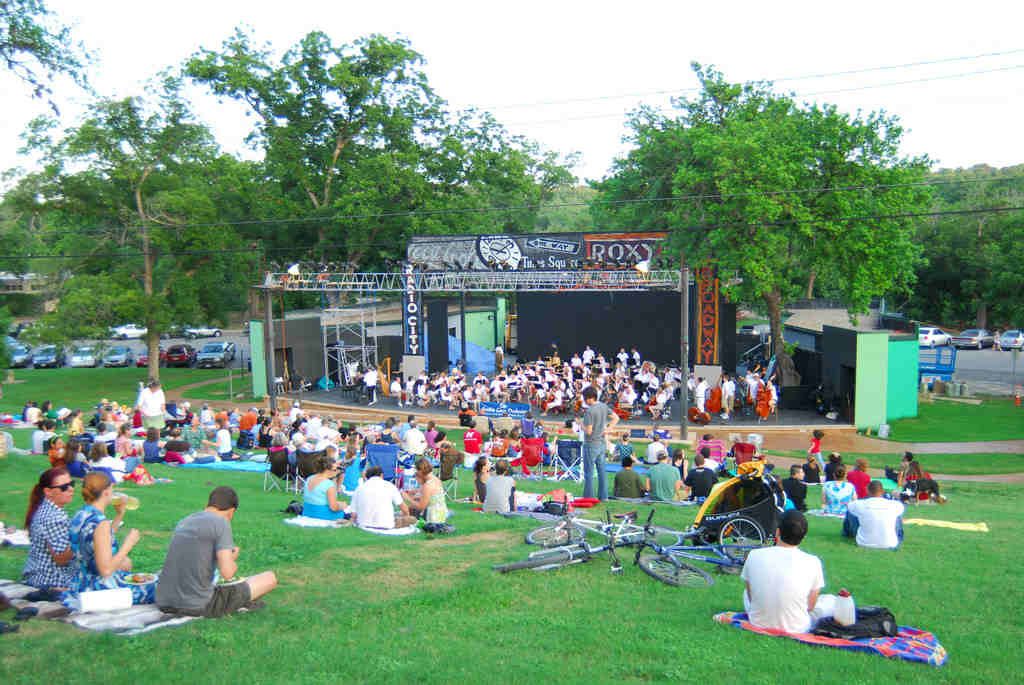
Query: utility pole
680 258 690 441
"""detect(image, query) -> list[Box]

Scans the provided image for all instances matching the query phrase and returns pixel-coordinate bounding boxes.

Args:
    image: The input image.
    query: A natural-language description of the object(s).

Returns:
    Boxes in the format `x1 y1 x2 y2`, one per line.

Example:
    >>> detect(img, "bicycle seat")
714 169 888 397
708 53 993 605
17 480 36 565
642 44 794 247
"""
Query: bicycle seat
613 511 638 521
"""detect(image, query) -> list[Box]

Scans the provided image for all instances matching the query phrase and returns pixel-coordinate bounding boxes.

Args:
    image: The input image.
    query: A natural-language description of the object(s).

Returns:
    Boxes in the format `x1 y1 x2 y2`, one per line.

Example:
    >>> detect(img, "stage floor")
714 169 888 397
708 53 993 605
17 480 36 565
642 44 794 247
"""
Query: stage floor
287 388 847 430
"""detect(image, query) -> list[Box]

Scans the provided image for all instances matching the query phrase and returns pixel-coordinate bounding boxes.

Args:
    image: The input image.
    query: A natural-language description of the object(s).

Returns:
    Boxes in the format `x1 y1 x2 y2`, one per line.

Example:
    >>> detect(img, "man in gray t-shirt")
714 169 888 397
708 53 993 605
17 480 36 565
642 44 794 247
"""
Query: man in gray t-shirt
581 386 618 501
156 487 278 617
483 459 516 514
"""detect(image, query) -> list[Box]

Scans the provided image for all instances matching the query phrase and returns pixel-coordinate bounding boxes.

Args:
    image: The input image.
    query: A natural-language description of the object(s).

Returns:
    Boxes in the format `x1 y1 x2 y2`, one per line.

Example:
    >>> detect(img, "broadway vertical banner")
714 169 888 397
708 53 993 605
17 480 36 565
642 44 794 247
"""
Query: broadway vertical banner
403 263 423 355
695 266 719 365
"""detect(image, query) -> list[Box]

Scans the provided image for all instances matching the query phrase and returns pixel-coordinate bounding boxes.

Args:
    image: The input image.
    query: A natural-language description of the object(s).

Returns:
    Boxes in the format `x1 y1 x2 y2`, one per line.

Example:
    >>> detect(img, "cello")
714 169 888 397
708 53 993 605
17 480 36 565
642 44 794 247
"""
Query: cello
706 385 723 414
756 379 771 420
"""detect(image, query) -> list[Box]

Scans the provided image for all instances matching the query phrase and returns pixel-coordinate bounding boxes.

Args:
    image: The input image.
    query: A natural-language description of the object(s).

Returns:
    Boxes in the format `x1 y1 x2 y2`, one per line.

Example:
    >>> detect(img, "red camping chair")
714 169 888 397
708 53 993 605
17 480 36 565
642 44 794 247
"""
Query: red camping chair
512 437 545 476
732 442 756 465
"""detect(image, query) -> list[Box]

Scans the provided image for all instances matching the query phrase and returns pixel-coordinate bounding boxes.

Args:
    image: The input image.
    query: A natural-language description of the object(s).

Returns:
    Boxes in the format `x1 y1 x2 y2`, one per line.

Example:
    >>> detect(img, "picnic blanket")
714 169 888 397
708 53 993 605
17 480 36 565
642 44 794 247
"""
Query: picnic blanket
500 511 563 522
904 518 989 533
0 526 31 547
0 580 197 636
180 460 268 472
283 516 349 529
610 496 698 507
713 611 948 667
806 509 846 519
358 524 420 536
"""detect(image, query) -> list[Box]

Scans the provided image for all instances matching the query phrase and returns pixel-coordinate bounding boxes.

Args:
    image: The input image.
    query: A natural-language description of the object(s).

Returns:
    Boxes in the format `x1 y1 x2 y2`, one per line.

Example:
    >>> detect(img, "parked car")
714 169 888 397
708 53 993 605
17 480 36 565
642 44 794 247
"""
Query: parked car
32 345 63 368
951 329 994 349
102 345 135 367
160 324 186 340
184 325 222 339
165 343 197 367
195 341 236 368
110 323 147 340
136 346 167 367
69 345 99 368
918 327 952 348
7 341 33 368
998 329 1024 350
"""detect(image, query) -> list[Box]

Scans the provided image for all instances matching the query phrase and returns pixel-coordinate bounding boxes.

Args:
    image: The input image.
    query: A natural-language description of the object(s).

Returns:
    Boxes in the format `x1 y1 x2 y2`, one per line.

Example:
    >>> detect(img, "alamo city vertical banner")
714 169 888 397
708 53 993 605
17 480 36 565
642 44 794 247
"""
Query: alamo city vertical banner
695 266 719 365
403 263 423 355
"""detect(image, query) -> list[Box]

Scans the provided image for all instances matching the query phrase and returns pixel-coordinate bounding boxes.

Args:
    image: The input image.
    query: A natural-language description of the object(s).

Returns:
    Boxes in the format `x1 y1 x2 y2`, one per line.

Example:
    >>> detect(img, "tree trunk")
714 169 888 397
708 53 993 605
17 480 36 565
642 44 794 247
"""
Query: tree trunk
976 301 988 330
135 173 160 382
805 270 816 300
764 289 801 387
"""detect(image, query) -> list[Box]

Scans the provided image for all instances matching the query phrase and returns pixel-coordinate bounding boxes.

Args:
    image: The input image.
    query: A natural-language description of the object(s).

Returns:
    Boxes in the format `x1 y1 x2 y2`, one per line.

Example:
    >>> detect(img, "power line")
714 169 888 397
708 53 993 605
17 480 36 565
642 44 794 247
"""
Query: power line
504 63 1024 126
14 174 1024 239
480 48 1024 110
3 204 1021 262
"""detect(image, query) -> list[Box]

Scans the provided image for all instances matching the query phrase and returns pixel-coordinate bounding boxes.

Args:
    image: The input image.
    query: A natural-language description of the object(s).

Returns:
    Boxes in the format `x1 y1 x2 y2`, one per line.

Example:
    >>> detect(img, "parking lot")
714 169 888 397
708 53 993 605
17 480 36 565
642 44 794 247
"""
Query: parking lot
923 345 1024 394
9 330 253 371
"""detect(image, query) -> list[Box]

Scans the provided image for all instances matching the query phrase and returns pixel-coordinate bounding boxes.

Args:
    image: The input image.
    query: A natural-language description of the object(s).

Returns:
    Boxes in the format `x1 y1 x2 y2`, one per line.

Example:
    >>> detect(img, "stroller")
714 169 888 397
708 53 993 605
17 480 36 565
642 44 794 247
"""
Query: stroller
689 461 786 545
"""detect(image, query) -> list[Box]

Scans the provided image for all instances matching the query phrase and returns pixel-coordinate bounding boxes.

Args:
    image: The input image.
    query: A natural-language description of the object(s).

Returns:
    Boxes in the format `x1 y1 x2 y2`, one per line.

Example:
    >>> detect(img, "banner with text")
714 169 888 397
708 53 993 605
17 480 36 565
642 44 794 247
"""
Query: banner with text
479 401 531 419
695 266 719 365
407 232 666 272
402 263 423 355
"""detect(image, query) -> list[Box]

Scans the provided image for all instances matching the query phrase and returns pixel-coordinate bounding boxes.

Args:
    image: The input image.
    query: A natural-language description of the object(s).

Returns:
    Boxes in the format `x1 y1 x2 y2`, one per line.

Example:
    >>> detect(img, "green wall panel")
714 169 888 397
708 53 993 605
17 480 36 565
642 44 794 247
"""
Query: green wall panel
249 321 267 399
886 338 919 422
855 333 889 429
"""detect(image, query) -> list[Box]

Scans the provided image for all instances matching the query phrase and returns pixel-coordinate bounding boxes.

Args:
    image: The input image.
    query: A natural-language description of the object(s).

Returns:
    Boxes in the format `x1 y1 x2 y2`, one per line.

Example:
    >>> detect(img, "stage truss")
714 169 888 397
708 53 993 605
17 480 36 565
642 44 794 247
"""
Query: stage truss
321 303 379 386
263 269 681 292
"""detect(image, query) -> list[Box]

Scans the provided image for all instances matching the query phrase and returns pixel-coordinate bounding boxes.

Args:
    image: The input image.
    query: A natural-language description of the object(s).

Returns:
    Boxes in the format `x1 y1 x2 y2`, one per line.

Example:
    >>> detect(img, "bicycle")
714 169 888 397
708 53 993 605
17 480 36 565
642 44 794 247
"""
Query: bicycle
524 508 684 549
631 512 770 587
495 511 638 575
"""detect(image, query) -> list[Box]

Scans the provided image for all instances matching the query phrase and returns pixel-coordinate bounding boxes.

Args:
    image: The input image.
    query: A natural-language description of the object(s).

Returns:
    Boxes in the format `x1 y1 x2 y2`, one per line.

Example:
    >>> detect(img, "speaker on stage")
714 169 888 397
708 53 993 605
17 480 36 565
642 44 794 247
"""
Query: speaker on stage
720 302 737 374
426 300 449 374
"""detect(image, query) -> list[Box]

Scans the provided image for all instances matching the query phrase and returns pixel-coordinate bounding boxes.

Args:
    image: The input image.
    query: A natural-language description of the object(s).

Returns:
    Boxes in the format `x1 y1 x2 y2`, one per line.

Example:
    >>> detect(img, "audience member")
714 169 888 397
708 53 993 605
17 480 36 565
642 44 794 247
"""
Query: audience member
483 459 516 514
781 464 808 512
351 466 415 529
847 458 871 499
843 480 905 549
645 451 682 502
801 454 821 484
824 452 843 482
473 456 491 504
157 486 278 617
684 453 718 501
613 456 646 499
402 459 448 523
22 467 75 590
644 435 668 466
822 464 857 516
302 453 349 521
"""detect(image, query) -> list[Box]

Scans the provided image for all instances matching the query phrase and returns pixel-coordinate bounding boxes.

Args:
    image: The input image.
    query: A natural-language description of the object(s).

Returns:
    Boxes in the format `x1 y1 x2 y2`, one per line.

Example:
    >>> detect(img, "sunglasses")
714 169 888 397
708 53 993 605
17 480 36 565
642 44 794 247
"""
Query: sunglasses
52 480 77 492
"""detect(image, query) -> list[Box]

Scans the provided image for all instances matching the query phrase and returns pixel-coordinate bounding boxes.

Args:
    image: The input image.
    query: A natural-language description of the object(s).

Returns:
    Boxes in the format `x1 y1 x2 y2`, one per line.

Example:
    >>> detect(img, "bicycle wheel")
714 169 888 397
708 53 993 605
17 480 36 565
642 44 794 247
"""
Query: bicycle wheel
717 516 766 564
494 549 575 573
638 553 714 588
526 524 584 547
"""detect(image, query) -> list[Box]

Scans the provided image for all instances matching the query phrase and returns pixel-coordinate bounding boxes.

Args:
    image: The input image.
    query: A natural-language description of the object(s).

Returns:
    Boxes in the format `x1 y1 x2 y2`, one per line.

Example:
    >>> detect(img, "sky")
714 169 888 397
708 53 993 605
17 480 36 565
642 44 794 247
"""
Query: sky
2 0 1023 183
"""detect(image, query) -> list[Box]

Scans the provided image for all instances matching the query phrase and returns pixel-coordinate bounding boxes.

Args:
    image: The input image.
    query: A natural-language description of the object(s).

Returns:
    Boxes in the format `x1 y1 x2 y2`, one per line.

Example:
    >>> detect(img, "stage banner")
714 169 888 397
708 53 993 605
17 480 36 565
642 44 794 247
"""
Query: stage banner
407 232 665 272
695 266 720 365
479 401 531 419
402 263 423 355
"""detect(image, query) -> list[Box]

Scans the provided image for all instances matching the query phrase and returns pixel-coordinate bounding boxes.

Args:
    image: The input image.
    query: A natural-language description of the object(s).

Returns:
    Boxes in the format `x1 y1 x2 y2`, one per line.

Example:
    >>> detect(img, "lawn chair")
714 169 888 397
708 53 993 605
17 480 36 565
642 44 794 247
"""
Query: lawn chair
293 449 325 493
514 437 545 477
439 448 461 501
733 442 757 466
366 443 401 484
263 446 295 493
551 439 583 482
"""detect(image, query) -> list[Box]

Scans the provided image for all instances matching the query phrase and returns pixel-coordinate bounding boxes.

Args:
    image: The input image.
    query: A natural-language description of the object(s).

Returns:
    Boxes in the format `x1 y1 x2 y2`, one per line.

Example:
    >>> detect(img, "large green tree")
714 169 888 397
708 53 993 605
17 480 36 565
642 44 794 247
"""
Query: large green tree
185 30 571 269
5 83 257 378
907 164 1024 329
594 65 932 383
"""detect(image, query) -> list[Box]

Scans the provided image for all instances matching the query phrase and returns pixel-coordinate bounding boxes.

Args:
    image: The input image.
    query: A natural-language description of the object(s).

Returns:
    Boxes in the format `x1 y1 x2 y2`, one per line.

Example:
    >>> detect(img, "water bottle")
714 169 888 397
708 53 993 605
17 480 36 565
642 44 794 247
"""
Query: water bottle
834 588 856 626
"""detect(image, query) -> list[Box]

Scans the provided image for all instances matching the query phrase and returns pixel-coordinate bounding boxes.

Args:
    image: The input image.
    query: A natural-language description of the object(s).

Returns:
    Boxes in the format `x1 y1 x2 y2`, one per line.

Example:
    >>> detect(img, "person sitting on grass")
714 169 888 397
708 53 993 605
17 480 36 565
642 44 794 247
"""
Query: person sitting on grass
202 417 236 461
614 433 634 463
115 423 137 459
163 427 192 465
31 419 56 455
613 456 646 499
483 459 516 514
644 434 668 466
781 464 808 512
802 454 822 484
847 458 871 499
843 480 905 549
684 453 718 502
741 510 832 633
302 453 350 521
65 472 155 606
142 427 164 463
402 458 448 523
824 452 843 482
898 455 947 504
351 465 416 530
156 486 278 617
473 456 491 504
47 436 67 469
822 464 857 516
88 441 127 483
645 451 683 502
22 467 76 591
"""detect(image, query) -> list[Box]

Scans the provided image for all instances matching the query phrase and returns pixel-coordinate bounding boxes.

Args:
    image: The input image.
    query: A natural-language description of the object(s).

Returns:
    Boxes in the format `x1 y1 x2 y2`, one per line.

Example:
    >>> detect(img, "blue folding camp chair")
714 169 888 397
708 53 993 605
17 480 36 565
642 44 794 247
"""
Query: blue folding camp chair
366 443 401 484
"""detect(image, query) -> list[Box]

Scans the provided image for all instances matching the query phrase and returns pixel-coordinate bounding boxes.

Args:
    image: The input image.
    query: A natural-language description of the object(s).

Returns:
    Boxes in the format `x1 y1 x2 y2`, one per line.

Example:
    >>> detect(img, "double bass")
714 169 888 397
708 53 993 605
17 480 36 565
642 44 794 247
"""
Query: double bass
706 386 723 414
756 379 771 420
688 406 712 426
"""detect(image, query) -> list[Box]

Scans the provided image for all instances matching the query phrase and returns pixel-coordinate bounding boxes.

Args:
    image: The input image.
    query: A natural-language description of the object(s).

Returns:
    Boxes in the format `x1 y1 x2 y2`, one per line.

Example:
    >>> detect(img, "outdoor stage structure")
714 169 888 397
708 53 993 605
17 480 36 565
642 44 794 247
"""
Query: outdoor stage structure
255 232 732 439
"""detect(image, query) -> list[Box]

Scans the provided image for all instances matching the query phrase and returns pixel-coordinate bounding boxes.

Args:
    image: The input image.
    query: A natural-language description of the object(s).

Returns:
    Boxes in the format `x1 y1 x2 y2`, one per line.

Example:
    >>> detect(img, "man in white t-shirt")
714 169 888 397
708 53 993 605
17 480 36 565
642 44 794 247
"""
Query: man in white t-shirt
364 367 379 405
402 424 427 457
350 466 414 529
136 379 167 431
843 481 905 549
741 511 829 633
644 435 668 465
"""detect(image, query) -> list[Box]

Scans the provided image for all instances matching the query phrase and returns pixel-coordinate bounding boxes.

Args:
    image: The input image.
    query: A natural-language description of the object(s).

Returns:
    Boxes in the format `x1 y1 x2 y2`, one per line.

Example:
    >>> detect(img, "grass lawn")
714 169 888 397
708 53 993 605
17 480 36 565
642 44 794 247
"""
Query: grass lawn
886 397 1024 442
0 368 209 415
179 372 261 406
764 450 1024 476
0 429 1019 683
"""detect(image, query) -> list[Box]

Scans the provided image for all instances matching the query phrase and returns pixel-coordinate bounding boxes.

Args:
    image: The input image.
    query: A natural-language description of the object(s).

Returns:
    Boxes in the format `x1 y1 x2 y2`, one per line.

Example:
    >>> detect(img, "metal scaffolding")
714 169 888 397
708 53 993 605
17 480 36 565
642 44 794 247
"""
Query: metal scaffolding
320 301 379 386
264 269 680 293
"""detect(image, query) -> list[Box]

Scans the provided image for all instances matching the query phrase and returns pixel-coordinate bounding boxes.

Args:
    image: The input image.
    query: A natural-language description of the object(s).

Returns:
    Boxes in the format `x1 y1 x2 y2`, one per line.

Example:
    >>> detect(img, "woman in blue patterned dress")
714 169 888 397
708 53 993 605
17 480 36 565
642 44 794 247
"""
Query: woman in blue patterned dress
64 472 156 606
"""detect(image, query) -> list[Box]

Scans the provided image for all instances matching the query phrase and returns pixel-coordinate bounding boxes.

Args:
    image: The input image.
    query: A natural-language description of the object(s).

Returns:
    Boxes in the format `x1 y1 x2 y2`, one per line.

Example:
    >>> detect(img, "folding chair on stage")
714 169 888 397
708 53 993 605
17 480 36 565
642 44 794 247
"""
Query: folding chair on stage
366 443 401 484
550 439 583 482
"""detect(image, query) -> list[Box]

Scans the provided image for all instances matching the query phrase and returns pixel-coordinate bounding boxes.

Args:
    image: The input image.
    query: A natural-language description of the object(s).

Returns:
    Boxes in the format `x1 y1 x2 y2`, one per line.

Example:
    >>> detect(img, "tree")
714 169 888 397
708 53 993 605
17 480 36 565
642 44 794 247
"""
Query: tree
594 65 932 383
186 30 573 270
4 82 256 379
1 0 89 112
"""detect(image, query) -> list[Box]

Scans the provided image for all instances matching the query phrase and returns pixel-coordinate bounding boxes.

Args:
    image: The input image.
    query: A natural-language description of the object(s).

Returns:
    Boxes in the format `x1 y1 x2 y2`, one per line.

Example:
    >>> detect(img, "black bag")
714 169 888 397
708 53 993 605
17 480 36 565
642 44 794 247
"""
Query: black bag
540 501 566 516
283 500 304 515
812 606 898 640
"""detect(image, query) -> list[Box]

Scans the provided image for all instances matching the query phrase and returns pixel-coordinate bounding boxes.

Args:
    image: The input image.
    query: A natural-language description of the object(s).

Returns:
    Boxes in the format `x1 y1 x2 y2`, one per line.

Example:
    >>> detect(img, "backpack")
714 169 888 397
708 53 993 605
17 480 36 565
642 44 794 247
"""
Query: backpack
812 606 898 640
